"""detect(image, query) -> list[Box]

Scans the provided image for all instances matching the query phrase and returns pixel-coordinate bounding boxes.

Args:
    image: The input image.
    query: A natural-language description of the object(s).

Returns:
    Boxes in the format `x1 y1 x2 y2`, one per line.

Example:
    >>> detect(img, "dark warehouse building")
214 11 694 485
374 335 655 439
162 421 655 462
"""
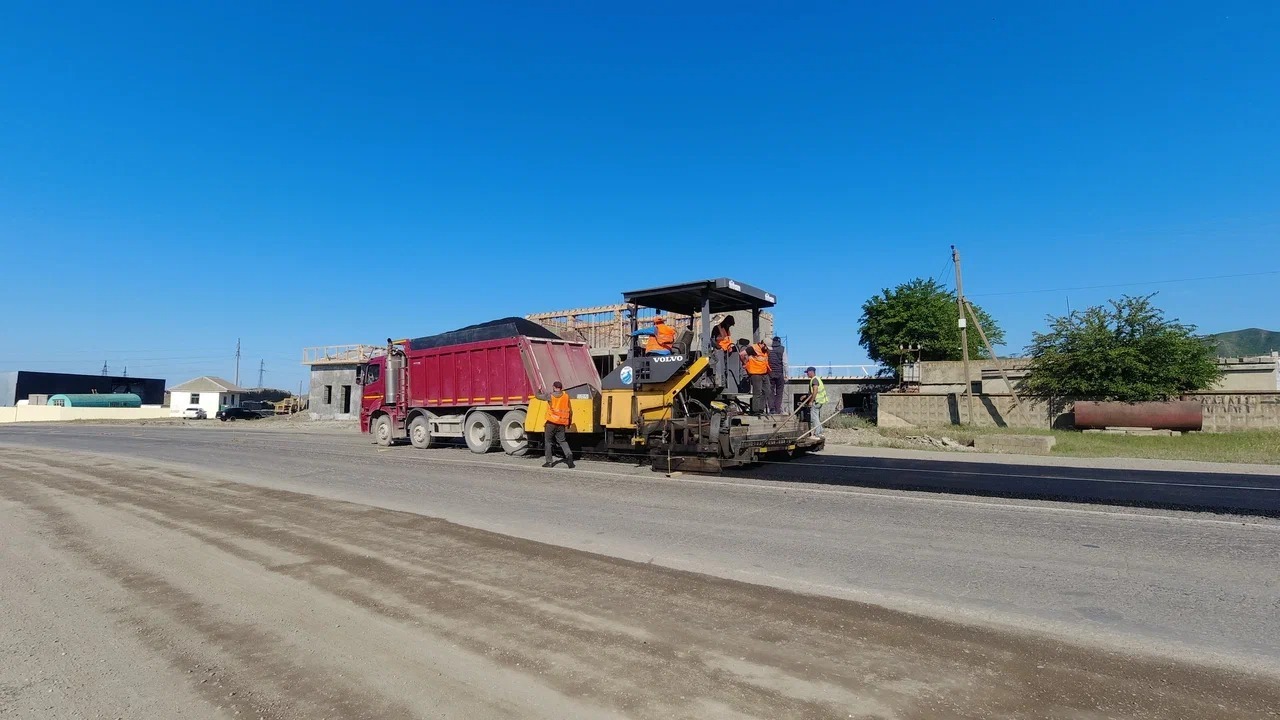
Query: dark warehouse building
0 371 166 407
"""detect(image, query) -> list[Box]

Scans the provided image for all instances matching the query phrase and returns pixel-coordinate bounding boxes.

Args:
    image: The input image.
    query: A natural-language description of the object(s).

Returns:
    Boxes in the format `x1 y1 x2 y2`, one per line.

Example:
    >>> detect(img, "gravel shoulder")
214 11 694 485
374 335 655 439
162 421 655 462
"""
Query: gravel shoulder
2 445 1278 719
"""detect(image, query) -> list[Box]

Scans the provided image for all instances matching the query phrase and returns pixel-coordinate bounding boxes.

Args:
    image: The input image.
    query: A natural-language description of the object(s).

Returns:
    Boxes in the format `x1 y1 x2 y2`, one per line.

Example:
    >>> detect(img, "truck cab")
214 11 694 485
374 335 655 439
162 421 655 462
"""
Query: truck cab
355 355 386 435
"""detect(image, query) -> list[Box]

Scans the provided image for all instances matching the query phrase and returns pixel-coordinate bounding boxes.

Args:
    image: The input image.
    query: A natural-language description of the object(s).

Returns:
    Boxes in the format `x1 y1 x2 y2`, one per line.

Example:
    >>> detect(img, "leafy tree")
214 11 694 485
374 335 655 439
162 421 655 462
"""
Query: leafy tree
1022 294 1220 402
858 278 1004 366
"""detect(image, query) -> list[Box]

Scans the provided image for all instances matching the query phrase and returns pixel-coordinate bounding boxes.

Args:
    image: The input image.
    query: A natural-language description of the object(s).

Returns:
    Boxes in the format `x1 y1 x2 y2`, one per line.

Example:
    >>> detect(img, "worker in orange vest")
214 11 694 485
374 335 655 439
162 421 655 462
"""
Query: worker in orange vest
713 316 736 352
711 316 736 386
542 381 575 469
631 316 677 355
743 340 772 414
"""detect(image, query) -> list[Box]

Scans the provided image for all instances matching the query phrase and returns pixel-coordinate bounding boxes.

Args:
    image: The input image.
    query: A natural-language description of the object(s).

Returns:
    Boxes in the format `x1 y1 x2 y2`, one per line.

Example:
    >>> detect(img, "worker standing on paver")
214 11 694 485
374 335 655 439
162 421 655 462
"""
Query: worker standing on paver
542 381 576 468
631 316 676 356
802 366 829 437
744 340 772 414
711 316 736 385
767 336 787 414
733 338 752 392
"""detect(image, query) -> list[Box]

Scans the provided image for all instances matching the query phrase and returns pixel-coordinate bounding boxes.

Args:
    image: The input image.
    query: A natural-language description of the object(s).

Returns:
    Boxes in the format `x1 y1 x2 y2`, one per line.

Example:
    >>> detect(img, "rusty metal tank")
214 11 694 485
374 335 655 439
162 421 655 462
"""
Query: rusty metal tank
1073 400 1203 431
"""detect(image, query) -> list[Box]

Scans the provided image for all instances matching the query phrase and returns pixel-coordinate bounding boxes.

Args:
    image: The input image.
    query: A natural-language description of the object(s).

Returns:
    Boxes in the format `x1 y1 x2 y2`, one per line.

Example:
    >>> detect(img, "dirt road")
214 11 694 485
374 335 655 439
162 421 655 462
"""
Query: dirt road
1 445 1277 719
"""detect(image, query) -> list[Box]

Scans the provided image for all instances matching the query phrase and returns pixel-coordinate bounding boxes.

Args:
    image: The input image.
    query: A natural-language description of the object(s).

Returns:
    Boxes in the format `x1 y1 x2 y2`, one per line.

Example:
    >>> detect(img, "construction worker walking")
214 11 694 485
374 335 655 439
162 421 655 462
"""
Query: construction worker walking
802 366 830 437
744 340 772 414
767 336 787 414
542 381 576 468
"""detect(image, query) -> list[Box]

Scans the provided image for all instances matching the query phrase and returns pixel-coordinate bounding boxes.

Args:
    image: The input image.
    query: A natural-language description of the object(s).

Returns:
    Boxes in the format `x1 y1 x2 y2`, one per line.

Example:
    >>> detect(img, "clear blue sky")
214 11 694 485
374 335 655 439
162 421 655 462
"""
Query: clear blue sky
3 2 1278 390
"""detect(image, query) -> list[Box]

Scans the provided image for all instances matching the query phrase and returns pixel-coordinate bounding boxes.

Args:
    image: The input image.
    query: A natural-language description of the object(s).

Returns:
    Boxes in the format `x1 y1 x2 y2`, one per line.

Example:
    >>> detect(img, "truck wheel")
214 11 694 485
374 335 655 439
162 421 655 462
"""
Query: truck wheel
499 409 529 456
408 416 434 449
373 415 394 447
464 411 500 454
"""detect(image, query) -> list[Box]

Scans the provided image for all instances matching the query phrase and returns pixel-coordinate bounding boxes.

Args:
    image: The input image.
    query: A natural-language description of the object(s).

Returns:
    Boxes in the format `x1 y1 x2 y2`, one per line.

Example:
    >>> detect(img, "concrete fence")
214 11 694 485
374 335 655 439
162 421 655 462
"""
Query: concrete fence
877 393 1069 429
877 391 1280 432
1191 392 1280 432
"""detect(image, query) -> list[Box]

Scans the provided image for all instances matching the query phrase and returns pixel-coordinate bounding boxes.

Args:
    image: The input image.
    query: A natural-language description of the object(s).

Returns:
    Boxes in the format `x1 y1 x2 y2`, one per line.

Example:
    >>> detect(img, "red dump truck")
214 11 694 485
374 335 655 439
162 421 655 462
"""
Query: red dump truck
357 317 600 453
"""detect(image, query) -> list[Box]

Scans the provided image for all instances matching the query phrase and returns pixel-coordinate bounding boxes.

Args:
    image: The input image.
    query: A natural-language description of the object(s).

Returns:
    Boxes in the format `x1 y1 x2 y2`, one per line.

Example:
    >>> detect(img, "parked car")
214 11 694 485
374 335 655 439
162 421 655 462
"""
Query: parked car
181 406 207 419
217 406 265 422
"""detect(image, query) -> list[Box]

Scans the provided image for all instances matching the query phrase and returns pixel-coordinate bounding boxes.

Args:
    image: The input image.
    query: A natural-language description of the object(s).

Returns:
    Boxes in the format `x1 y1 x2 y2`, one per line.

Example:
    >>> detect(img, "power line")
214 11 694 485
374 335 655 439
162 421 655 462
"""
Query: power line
930 256 952 287
969 269 1280 299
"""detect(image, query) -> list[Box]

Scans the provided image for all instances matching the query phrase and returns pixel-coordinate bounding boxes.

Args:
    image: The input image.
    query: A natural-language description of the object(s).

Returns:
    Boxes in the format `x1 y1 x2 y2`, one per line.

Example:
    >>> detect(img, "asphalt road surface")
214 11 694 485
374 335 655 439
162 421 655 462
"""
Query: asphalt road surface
754 450 1280 515
2 424 1278 718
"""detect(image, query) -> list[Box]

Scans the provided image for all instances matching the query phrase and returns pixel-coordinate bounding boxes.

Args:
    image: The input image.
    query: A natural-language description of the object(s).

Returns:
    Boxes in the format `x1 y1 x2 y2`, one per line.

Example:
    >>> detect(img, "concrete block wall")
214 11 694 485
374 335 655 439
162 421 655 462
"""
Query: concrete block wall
1188 392 1280 432
918 357 1279 395
879 391 1280 432
309 365 360 421
877 393 1069 430
1210 357 1280 392
917 359 1030 395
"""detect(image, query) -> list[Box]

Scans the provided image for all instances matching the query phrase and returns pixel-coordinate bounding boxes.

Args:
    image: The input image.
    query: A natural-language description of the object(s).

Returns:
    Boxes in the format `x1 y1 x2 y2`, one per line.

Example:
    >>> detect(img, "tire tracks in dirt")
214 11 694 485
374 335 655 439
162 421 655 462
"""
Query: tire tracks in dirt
1 446 1277 719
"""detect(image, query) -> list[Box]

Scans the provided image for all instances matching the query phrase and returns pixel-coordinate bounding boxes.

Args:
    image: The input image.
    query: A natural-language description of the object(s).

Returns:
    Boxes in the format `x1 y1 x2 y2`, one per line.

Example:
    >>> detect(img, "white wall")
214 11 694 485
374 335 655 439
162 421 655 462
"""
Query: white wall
169 390 233 417
0 406 172 424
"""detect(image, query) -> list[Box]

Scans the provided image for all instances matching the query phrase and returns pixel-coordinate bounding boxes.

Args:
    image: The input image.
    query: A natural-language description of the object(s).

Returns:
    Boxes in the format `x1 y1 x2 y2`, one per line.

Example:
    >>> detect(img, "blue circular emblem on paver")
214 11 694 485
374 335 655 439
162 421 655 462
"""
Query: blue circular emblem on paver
619 366 634 385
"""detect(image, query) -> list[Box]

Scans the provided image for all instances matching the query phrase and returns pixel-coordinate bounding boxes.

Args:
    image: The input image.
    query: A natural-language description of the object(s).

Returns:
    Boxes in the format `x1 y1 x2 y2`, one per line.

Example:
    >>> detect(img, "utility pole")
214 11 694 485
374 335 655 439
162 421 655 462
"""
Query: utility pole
235 339 241 387
965 299 1024 420
952 246 975 425
101 361 109 376
258 359 265 389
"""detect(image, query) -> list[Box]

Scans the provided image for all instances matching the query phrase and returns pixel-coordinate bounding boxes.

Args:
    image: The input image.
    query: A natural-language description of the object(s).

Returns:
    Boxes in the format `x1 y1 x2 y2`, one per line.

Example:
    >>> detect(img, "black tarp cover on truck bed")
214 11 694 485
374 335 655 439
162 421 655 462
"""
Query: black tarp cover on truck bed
406 317 562 351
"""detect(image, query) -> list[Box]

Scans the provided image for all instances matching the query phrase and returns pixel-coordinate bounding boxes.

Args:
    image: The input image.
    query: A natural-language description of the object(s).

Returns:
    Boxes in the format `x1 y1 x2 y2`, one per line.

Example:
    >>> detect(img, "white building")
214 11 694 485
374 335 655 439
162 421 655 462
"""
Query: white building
168 376 248 417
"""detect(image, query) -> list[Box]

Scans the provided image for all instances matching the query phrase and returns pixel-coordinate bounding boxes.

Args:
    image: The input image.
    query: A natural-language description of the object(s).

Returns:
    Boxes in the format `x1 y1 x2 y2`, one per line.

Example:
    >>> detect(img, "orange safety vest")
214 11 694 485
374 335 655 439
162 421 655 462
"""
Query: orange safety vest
644 322 677 353
744 343 771 375
547 392 571 426
715 327 734 351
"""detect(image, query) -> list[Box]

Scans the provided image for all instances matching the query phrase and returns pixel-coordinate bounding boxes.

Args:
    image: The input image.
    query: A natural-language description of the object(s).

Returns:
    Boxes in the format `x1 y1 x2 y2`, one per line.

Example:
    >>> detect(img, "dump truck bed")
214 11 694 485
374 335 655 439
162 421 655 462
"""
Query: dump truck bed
402 335 598 410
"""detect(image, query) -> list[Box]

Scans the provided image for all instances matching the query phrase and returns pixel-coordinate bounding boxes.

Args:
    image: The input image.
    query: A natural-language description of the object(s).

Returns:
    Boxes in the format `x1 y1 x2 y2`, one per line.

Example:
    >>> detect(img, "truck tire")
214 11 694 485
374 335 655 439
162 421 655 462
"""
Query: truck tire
499 409 529 456
408 415 434 449
373 415 394 447
464 411 500 454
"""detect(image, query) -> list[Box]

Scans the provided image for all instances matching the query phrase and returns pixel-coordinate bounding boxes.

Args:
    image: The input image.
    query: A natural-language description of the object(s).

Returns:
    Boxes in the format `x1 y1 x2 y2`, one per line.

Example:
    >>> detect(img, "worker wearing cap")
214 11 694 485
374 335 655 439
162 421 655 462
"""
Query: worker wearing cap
743 340 772 414
631 316 677 356
542 381 576 469
802 366 829 437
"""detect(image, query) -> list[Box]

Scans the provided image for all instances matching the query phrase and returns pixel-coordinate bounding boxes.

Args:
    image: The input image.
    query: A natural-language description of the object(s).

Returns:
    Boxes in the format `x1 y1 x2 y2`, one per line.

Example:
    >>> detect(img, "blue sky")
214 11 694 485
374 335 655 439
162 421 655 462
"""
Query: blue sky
2 2 1278 390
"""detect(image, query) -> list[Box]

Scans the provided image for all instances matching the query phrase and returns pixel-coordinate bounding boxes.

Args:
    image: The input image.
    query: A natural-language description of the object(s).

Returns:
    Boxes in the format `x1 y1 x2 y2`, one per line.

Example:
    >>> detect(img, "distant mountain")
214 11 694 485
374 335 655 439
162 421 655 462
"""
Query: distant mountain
1208 328 1280 357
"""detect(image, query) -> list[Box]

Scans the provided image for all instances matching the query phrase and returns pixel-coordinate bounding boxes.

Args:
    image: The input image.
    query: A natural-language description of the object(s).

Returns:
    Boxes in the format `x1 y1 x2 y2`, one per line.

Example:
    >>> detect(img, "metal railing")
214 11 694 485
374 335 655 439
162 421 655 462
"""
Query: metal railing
301 345 382 365
788 364 888 379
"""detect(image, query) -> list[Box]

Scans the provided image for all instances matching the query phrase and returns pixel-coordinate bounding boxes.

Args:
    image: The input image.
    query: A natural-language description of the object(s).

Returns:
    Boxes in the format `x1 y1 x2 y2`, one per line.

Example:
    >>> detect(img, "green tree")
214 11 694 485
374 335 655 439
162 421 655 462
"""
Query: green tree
858 278 1004 367
1022 294 1221 402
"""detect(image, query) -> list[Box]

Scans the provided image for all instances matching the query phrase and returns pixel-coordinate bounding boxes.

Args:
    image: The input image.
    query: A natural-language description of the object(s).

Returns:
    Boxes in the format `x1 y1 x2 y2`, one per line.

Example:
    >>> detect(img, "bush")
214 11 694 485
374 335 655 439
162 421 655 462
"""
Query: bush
1023 294 1220 402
